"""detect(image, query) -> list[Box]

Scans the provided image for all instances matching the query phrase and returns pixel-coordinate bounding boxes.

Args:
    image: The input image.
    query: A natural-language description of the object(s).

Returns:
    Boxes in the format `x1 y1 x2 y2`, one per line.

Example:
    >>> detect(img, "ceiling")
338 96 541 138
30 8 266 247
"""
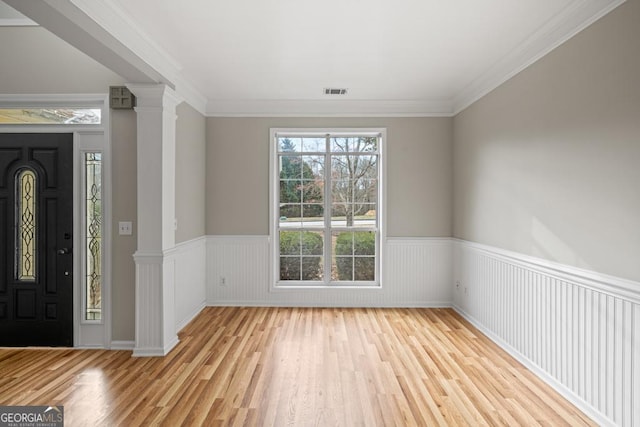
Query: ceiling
1 0 625 116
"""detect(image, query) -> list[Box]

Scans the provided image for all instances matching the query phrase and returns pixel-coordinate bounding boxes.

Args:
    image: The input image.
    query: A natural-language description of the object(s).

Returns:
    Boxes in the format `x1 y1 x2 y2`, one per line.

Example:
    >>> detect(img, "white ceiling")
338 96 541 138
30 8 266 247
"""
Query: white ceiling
1 0 625 116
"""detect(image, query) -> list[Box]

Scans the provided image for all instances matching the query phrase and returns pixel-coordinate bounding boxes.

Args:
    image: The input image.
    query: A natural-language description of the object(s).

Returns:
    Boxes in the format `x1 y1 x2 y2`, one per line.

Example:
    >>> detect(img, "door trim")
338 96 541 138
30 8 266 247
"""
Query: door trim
0 94 111 348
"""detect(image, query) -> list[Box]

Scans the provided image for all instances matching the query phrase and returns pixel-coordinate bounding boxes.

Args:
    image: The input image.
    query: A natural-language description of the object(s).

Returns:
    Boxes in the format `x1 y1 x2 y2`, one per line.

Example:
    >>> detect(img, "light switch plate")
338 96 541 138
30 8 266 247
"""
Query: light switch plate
119 221 133 235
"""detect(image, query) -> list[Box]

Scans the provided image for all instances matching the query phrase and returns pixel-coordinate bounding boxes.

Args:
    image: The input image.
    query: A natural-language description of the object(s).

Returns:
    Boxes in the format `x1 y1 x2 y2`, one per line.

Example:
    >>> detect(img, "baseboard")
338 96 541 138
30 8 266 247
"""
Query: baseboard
110 340 135 351
207 301 453 308
133 336 179 357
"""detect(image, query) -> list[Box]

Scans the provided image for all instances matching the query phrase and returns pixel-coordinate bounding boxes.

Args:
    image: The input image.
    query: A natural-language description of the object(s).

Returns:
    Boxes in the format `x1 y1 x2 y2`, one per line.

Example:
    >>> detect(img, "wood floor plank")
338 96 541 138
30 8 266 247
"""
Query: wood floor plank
0 307 596 426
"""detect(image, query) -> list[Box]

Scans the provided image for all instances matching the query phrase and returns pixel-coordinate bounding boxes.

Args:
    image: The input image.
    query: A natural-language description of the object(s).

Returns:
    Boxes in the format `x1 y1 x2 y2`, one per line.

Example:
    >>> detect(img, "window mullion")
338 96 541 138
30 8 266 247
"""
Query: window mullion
323 135 331 284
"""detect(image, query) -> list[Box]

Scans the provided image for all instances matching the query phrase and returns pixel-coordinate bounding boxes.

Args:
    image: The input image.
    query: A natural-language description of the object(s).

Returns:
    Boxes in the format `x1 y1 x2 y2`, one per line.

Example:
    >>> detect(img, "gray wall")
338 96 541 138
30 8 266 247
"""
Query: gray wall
206 117 453 237
0 27 124 93
110 110 137 341
453 0 640 282
176 103 207 243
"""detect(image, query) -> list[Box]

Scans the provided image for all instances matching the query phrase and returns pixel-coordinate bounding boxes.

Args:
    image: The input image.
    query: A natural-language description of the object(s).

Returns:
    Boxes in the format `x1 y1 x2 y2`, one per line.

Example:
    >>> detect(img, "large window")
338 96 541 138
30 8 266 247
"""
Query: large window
272 129 383 287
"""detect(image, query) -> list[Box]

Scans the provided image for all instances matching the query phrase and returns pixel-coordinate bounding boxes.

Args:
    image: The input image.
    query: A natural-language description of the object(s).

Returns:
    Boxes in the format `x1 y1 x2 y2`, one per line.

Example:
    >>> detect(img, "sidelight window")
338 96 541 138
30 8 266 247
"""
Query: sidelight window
84 153 102 320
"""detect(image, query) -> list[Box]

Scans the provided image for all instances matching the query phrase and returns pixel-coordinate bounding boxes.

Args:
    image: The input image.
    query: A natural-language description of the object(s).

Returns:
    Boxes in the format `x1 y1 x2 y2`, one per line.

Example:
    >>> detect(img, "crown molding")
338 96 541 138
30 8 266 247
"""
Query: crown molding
451 0 627 115
6 0 625 118
206 99 455 118
205 0 626 117
174 79 207 115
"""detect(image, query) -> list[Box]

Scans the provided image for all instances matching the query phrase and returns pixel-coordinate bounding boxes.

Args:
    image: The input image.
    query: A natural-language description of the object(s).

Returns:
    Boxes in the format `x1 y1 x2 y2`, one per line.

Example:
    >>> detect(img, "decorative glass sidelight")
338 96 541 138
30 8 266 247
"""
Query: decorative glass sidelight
85 153 102 320
17 169 37 281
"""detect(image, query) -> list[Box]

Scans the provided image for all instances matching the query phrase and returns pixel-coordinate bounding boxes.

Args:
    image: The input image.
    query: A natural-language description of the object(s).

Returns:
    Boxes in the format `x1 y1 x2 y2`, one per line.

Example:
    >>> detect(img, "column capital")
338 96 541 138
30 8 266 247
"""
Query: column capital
125 83 183 110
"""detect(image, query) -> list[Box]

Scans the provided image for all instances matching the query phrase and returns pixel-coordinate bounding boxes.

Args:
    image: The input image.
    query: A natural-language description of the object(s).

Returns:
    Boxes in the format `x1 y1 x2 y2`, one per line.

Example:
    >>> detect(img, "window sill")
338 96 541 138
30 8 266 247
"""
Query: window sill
271 282 382 291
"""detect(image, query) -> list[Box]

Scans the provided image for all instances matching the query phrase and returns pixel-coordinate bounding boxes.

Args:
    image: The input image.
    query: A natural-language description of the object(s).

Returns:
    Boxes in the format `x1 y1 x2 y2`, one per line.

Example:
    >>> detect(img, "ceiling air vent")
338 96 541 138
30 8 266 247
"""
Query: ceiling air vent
324 88 348 95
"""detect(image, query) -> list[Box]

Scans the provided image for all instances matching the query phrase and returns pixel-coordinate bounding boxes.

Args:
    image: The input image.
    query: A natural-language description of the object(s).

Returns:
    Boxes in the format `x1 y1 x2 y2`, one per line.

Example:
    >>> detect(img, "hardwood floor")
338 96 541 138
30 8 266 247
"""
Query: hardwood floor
0 307 594 426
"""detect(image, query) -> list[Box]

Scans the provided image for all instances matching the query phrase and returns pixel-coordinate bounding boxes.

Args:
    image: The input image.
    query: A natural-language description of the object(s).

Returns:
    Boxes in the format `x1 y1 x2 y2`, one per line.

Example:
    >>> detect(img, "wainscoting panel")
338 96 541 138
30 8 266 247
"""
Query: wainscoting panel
385 238 453 305
207 236 452 307
453 240 640 427
166 236 207 332
132 253 164 357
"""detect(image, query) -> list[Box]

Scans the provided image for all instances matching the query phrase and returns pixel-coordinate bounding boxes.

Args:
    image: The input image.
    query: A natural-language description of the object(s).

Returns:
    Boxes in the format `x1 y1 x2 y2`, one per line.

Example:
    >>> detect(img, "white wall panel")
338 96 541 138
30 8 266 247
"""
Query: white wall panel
133 254 164 357
207 236 452 307
166 236 207 332
453 240 640 427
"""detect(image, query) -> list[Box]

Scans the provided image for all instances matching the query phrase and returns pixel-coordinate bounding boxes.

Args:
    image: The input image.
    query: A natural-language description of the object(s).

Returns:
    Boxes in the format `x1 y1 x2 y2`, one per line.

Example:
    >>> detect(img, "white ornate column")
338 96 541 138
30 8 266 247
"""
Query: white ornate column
126 84 182 356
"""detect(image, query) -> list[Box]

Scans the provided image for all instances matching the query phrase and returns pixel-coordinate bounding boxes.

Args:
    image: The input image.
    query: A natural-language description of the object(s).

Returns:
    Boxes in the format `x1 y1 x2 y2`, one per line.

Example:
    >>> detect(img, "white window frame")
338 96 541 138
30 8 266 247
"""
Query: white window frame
0 94 111 348
270 128 386 289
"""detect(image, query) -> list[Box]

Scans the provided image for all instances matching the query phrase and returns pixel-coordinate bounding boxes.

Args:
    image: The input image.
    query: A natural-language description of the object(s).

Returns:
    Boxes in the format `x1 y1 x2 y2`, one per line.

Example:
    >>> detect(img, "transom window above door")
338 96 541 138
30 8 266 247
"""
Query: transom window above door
0 108 101 125
271 129 384 288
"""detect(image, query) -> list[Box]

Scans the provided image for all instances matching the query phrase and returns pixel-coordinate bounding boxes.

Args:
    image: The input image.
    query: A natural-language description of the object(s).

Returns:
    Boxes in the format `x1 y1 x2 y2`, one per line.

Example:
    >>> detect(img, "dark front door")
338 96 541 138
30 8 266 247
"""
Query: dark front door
0 133 73 346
